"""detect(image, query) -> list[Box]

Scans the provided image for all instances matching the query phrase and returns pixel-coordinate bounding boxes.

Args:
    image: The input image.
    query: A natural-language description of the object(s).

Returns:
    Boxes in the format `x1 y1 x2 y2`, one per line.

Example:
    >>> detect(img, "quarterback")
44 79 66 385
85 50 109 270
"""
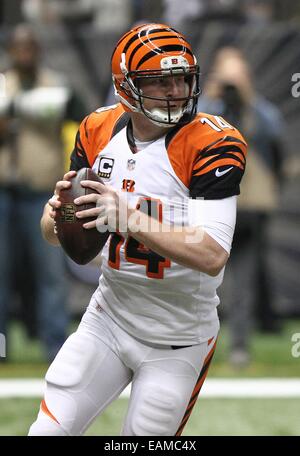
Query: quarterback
29 23 247 436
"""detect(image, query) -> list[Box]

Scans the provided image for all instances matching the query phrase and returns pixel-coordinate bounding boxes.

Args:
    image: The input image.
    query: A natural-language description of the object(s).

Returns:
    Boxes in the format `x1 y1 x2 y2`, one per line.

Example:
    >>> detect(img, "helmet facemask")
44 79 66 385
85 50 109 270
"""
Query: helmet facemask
113 55 201 127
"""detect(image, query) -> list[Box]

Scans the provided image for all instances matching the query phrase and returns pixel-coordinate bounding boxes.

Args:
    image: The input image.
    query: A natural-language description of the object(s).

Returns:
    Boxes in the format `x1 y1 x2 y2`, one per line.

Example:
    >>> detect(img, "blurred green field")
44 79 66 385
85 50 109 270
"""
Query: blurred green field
0 318 299 435
0 397 300 436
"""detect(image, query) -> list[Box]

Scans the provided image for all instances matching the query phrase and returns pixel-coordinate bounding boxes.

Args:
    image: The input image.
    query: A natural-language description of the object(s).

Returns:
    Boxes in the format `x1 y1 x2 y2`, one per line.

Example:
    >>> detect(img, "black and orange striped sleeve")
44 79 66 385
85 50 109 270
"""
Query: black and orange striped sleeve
69 118 90 171
69 104 127 171
189 134 247 199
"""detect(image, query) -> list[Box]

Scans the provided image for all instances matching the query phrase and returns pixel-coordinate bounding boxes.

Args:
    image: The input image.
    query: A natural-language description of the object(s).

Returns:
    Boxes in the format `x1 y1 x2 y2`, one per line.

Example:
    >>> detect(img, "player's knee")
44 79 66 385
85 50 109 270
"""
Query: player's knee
45 331 98 389
28 414 68 436
126 388 183 436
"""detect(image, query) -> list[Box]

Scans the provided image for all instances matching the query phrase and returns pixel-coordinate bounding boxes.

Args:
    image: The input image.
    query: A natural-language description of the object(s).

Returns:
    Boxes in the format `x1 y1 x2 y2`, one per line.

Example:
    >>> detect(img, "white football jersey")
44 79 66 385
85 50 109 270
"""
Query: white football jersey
70 103 247 345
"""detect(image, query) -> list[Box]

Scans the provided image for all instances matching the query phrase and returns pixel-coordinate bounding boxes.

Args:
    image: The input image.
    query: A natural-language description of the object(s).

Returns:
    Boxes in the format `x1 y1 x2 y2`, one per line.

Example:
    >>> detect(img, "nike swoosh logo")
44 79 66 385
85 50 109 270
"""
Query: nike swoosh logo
215 166 233 177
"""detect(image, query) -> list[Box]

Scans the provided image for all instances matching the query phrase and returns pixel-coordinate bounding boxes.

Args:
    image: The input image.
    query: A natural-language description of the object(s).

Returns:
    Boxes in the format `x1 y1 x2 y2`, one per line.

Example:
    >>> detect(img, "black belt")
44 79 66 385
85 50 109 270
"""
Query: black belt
171 345 193 350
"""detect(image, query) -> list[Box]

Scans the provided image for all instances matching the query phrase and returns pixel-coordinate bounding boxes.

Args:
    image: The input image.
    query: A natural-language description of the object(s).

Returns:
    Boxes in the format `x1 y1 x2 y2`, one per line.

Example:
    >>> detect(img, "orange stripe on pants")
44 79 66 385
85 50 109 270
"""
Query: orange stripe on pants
175 339 217 436
40 399 60 424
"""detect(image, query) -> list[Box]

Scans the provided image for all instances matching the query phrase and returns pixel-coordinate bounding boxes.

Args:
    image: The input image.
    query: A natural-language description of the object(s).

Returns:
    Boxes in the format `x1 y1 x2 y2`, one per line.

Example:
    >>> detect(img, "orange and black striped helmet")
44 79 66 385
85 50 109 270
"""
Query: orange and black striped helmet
111 23 200 126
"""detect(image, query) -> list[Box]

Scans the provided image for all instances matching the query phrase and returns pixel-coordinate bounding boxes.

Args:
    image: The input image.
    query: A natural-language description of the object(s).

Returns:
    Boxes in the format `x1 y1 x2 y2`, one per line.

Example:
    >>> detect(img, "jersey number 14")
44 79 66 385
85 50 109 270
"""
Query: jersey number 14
108 198 171 279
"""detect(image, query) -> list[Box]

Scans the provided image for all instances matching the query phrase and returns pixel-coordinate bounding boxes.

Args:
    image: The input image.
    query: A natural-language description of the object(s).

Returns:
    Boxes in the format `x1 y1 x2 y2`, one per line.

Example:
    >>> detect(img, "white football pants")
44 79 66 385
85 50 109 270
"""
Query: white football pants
28 305 217 436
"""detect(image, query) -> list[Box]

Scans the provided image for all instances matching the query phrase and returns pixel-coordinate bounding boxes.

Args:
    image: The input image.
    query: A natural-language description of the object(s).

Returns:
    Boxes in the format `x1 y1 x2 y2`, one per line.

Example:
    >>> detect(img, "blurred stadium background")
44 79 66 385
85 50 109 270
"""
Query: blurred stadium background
0 0 300 436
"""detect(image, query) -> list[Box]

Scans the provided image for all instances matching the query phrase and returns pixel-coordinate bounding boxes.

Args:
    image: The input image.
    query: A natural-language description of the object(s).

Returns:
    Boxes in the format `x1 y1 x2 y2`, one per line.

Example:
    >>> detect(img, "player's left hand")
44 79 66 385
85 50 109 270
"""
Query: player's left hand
74 180 127 231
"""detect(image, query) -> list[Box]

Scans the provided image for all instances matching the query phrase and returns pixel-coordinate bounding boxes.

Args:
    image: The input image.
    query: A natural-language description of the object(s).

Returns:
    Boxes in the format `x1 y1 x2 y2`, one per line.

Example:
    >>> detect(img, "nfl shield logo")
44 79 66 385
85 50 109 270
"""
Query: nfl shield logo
127 159 136 171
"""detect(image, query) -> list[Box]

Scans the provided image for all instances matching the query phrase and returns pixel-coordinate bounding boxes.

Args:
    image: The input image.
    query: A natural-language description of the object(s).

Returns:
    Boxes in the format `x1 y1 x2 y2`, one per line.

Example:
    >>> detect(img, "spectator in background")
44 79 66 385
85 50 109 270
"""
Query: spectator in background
22 0 163 30
21 0 93 25
22 0 134 32
198 47 285 367
0 24 86 361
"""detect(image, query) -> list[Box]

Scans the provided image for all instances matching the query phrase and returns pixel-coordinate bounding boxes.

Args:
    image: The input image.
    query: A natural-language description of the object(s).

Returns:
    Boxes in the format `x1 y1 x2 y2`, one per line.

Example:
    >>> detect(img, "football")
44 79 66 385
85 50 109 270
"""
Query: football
55 168 110 265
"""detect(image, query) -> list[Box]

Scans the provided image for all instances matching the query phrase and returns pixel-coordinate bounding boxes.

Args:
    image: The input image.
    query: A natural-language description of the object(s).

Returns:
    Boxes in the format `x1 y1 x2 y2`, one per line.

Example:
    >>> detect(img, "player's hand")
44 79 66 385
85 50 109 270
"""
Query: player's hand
74 180 126 231
48 170 77 220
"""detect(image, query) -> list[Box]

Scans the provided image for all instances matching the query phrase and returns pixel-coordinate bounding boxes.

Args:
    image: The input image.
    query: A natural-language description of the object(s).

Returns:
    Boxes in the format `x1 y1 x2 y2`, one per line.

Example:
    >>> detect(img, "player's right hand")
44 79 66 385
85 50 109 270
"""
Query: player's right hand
48 170 77 219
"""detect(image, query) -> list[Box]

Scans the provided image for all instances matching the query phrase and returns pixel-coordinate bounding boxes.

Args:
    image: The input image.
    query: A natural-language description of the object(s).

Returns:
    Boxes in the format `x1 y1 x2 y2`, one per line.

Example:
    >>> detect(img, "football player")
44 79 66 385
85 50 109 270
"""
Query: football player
29 23 247 436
